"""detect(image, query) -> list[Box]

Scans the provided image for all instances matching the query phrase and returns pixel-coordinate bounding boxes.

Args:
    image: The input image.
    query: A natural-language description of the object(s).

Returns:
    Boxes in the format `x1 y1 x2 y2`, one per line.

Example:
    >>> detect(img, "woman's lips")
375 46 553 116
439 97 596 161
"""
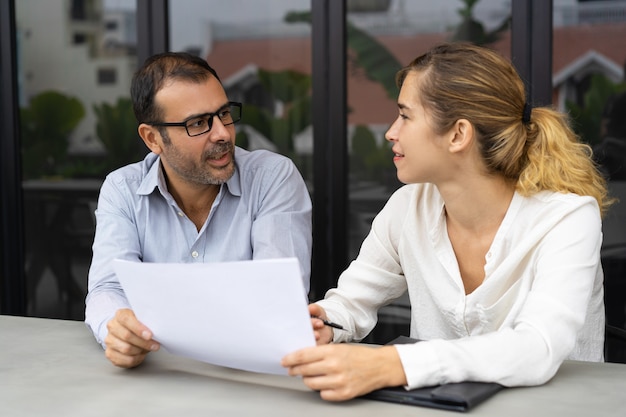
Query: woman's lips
392 149 404 162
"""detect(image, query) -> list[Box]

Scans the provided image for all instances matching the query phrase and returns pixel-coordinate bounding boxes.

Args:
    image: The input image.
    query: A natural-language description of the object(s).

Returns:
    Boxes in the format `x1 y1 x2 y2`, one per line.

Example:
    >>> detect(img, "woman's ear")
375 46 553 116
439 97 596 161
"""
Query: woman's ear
448 119 474 154
138 124 163 155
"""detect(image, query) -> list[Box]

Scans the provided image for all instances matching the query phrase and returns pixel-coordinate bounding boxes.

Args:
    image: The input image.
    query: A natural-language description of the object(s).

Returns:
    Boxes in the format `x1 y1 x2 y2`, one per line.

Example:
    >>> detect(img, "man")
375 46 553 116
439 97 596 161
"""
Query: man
85 52 312 368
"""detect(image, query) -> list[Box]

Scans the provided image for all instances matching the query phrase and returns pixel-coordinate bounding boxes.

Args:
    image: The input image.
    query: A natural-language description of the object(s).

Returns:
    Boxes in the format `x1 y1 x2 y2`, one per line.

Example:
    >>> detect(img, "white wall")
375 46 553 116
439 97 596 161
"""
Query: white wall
16 0 136 154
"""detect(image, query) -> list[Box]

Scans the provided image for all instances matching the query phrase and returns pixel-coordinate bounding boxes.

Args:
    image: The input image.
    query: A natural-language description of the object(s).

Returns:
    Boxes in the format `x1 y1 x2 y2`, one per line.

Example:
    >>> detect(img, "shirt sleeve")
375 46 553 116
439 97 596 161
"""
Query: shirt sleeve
249 156 313 295
396 199 603 389
317 186 411 342
84 176 140 348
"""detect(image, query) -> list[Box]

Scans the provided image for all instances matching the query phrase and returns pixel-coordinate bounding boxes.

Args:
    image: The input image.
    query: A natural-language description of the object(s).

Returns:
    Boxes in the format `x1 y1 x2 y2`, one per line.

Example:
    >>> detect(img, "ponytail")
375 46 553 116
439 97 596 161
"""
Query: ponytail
516 107 613 216
399 43 613 217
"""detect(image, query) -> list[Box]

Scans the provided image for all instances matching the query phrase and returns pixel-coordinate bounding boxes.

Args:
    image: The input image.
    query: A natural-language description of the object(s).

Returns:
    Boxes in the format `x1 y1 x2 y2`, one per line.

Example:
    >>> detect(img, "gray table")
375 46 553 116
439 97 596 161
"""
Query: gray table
1 315 625 416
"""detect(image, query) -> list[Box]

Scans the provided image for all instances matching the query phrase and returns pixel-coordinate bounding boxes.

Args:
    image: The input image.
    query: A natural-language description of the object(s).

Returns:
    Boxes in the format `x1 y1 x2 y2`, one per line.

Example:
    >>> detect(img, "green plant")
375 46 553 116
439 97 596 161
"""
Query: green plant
566 74 626 147
451 0 510 45
20 90 85 179
240 68 312 159
93 97 146 173
351 123 395 175
345 20 402 100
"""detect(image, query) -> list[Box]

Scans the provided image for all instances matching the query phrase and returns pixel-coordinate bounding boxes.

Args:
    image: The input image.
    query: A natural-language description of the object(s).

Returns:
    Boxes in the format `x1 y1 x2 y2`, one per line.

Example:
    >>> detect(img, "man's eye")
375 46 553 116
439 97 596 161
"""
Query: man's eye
187 118 207 128
218 109 231 118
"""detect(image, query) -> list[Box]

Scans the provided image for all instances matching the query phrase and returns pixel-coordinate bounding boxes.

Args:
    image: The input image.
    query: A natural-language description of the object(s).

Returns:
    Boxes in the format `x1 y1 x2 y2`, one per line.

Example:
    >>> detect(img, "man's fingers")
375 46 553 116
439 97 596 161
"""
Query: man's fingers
105 331 149 355
102 309 160 368
115 309 153 340
105 345 148 368
104 331 152 368
108 309 159 351
108 323 158 352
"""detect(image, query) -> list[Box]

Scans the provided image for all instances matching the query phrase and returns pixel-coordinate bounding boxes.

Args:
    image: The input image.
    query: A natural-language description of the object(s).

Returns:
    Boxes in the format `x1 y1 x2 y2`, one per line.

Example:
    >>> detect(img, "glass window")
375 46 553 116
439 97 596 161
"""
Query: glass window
556 1 626 331
97 67 117 84
16 0 140 320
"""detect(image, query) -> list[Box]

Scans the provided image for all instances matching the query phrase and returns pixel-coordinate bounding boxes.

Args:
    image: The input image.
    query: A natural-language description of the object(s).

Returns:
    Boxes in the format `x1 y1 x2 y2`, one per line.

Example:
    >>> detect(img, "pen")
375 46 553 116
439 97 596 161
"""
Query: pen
311 316 346 331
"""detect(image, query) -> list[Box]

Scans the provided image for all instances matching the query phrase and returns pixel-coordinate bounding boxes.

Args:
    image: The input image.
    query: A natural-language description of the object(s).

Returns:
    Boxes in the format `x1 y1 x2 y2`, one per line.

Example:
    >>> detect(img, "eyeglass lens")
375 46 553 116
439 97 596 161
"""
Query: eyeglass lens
186 104 241 136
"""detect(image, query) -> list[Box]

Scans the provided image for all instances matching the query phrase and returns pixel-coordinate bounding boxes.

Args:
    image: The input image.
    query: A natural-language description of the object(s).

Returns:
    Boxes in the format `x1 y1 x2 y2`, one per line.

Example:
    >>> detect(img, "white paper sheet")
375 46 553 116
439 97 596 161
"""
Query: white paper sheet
113 258 315 375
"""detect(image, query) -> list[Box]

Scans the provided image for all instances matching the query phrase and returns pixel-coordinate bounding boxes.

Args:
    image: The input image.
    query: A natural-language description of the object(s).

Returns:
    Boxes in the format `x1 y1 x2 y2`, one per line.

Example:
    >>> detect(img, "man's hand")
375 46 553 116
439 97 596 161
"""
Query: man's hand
104 308 160 368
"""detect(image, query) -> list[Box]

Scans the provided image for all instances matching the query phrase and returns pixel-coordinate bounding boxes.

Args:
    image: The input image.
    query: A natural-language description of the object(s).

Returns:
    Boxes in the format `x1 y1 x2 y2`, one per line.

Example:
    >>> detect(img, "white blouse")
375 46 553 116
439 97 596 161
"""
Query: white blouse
318 183 605 389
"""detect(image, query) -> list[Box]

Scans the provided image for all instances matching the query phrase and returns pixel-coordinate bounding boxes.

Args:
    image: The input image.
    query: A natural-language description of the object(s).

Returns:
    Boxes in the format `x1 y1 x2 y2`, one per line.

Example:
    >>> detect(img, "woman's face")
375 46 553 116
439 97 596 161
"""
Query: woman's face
385 71 449 185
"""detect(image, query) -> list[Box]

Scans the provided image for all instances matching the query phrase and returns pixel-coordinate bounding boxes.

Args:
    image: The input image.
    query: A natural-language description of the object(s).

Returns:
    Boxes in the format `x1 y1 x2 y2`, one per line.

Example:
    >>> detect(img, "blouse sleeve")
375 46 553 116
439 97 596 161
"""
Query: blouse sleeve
317 186 412 342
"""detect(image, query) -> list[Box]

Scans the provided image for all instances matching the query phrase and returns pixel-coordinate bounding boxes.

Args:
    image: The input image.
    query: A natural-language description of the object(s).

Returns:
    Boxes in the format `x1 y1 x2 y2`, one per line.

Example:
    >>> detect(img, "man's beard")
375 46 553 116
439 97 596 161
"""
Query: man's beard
198 141 236 185
162 137 236 186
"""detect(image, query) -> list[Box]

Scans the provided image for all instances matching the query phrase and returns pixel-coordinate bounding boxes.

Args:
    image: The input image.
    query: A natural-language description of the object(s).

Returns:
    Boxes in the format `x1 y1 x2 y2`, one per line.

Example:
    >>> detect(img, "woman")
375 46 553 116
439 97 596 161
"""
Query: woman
282 43 610 401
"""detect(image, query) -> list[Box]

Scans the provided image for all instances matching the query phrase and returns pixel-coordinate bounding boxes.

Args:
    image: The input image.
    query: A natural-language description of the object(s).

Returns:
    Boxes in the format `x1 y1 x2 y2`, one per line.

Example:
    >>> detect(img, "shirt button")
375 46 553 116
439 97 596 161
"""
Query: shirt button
177 211 184 217
486 252 492 259
191 251 199 258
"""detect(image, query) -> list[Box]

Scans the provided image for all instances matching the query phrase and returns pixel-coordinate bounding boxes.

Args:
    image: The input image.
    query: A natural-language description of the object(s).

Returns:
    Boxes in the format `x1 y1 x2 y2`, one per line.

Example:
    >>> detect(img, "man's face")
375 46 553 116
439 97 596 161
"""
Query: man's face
153 76 236 186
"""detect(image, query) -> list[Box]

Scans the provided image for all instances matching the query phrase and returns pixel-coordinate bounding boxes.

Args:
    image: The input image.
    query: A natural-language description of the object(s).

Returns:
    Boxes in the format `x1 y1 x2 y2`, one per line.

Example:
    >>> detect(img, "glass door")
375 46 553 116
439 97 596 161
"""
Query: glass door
554 1 626 332
17 0 140 319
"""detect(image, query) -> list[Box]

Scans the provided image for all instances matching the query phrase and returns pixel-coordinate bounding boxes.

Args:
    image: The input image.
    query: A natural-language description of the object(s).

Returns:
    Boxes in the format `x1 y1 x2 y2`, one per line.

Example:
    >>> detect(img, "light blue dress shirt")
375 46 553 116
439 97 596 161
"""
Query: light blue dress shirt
85 147 312 346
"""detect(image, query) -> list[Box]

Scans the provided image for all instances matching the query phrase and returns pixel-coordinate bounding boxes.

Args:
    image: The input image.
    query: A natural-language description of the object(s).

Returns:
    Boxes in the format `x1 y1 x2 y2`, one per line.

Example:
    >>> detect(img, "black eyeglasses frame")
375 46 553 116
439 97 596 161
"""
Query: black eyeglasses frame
147 101 242 137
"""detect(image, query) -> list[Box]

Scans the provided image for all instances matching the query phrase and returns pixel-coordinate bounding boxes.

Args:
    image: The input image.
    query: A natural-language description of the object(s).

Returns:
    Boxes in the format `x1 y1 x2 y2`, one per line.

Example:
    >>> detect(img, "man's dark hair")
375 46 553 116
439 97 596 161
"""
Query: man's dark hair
131 52 221 124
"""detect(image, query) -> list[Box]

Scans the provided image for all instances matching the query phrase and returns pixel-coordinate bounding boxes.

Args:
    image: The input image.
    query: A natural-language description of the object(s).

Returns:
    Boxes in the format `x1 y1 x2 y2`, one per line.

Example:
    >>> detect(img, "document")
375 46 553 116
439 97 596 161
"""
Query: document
113 258 315 375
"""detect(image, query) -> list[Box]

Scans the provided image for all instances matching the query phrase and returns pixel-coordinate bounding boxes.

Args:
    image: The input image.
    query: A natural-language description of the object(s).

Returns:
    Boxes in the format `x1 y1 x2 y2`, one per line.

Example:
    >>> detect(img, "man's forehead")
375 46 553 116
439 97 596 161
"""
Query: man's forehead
158 75 224 95
156 77 228 113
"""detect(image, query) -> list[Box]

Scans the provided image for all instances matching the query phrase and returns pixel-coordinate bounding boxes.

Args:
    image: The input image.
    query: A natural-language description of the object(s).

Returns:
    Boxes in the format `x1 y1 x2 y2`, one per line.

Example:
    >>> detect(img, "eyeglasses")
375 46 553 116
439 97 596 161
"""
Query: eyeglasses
148 101 242 137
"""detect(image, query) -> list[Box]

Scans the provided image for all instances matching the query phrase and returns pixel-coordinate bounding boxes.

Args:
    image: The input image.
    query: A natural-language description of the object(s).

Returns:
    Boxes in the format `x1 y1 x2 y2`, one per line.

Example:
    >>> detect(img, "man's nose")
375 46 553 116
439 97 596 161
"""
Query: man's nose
208 116 230 141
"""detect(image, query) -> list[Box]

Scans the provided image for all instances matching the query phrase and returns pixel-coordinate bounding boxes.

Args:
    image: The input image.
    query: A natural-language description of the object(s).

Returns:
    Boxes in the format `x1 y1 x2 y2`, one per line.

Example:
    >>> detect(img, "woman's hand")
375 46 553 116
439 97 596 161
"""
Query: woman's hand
281 344 407 401
308 304 334 345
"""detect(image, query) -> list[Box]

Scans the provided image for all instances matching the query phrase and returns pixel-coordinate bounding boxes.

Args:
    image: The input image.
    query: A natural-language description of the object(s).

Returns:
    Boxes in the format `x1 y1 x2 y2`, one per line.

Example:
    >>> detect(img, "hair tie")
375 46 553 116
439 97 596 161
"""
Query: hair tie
522 102 532 124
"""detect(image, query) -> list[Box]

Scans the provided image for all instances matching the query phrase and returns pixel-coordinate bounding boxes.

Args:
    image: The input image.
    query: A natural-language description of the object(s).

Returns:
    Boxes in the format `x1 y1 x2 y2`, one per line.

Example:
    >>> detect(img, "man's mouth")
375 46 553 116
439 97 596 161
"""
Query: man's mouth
208 152 228 161
204 143 233 164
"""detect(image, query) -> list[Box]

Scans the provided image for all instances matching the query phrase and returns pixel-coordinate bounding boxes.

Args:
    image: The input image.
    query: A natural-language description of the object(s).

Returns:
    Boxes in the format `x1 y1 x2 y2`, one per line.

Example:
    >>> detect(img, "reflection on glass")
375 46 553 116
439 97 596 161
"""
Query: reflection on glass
16 0 139 319
553 0 626 332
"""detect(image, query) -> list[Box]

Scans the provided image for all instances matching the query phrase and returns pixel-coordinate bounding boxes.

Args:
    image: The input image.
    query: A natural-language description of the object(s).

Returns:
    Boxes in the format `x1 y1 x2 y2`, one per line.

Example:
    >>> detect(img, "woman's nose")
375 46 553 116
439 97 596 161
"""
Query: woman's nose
385 119 399 142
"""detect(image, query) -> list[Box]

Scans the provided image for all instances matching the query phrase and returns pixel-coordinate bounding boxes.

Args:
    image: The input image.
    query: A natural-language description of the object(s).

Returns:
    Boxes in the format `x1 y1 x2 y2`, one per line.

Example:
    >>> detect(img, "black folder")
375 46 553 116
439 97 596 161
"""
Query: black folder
363 336 504 412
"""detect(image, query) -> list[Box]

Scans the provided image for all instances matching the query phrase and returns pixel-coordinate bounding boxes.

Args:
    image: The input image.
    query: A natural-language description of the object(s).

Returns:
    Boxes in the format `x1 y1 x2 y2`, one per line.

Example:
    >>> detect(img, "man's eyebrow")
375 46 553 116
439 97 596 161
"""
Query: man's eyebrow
185 102 230 120
214 101 231 112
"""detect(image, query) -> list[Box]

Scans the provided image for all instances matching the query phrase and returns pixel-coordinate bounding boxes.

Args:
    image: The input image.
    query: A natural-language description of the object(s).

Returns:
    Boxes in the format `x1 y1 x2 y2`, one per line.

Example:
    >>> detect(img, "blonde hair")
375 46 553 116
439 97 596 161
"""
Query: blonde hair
397 42 612 216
